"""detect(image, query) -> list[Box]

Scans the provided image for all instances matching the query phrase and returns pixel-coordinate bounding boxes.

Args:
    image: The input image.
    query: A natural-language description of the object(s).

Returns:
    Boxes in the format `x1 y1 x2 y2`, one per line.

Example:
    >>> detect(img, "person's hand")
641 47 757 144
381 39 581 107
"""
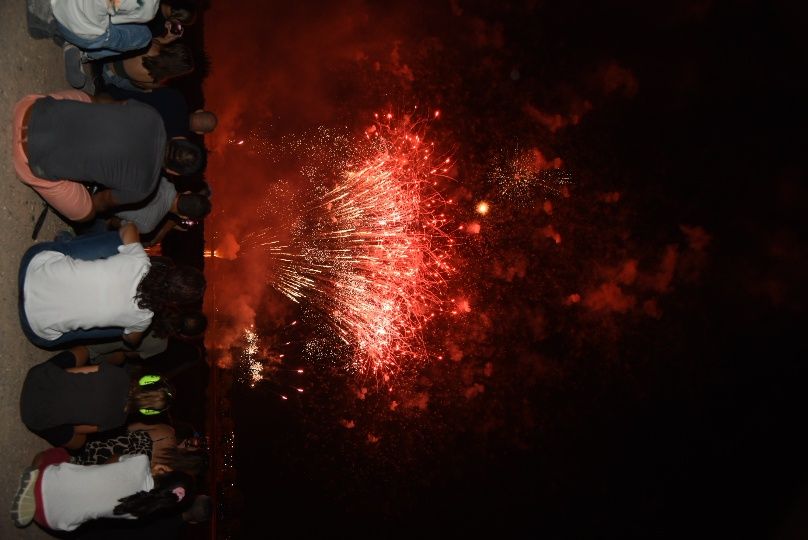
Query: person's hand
155 20 183 45
119 222 140 245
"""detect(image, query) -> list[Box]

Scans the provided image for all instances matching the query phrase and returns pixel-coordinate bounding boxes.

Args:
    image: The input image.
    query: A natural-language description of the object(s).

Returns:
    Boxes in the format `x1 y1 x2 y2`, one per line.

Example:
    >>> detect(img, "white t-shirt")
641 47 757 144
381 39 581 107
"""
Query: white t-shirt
41 454 154 531
24 242 154 340
51 0 160 39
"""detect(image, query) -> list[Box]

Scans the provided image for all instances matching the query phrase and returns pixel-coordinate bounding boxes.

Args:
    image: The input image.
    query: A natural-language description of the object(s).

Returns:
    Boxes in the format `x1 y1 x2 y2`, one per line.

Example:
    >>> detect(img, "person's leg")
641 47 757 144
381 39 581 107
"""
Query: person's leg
56 21 152 60
49 230 122 261
84 24 153 60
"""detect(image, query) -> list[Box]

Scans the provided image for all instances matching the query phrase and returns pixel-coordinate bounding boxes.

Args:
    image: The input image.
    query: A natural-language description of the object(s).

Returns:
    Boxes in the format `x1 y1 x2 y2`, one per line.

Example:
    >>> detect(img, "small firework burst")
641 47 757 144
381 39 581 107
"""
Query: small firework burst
489 145 572 204
237 326 263 388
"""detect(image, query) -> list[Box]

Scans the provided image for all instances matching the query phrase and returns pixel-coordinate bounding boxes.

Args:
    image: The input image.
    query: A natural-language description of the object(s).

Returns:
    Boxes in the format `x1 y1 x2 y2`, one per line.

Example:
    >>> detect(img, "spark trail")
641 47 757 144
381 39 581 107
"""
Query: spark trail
241 116 456 378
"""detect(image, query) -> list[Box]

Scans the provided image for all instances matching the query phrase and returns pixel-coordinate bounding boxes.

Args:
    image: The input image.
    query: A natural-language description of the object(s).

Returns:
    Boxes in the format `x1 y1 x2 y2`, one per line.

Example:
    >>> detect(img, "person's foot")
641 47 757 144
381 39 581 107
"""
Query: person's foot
10 467 39 528
26 0 54 39
81 72 100 96
63 43 86 88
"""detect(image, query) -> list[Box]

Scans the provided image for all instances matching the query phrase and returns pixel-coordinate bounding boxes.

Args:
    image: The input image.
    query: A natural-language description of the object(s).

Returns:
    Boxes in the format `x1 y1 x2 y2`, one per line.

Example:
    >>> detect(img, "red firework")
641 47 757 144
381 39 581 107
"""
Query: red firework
242 113 456 377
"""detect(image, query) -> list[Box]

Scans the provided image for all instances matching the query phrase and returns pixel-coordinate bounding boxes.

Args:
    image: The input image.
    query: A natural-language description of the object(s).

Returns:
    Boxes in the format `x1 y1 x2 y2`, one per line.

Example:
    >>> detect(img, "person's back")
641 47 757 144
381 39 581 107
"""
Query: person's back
23 242 153 341
26 97 166 205
20 359 130 442
40 454 153 531
114 177 177 234
106 87 190 137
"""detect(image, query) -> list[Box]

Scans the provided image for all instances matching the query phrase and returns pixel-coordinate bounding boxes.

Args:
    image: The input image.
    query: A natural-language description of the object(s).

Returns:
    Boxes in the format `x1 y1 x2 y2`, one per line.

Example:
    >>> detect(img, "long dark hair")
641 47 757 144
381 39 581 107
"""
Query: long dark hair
156 447 208 477
142 42 194 83
136 258 205 314
113 471 194 518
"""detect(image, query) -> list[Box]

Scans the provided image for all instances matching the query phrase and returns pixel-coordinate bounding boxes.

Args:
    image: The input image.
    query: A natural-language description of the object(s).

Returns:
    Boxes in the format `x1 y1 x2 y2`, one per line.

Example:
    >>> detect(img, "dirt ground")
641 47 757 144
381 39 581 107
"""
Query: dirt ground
0 2 74 538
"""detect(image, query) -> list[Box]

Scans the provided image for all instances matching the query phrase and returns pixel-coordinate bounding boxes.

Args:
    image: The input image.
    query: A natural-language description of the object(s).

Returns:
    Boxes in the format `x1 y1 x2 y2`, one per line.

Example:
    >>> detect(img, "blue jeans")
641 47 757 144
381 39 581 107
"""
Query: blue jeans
19 232 124 349
102 61 146 92
56 20 151 60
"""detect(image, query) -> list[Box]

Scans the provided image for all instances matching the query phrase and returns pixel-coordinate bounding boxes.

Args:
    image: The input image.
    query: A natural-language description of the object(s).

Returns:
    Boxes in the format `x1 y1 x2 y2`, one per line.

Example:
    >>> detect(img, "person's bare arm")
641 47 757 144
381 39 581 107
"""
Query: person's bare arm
134 81 161 91
69 346 90 367
119 222 140 245
106 216 123 230
128 421 147 432
122 331 144 348
100 350 129 366
92 190 120 214
104 454 122 464
146 219 178 247
75 205 96 223
64 425 99 449
91 92 122 104
65 365 100 374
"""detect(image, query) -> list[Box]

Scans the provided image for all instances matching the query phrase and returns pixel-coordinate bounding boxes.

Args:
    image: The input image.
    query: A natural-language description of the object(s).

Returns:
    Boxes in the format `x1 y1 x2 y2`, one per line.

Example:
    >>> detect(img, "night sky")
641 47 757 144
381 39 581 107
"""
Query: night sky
201 1 808 537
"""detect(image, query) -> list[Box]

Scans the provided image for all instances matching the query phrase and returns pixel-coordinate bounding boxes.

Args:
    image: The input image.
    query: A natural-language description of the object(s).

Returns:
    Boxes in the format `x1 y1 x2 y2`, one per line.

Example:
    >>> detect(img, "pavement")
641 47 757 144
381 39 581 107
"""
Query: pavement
0 1 75 538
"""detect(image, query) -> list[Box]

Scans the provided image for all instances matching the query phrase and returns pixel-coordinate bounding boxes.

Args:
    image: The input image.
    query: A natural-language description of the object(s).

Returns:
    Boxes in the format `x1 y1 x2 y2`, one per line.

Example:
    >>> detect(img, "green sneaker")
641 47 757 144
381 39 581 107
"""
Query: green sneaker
10 467 39 528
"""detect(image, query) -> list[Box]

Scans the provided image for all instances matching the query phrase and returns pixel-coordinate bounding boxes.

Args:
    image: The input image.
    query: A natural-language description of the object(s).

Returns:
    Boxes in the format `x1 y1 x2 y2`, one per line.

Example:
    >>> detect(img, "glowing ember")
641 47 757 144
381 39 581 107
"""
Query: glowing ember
475 201 490 215
241 117 456 377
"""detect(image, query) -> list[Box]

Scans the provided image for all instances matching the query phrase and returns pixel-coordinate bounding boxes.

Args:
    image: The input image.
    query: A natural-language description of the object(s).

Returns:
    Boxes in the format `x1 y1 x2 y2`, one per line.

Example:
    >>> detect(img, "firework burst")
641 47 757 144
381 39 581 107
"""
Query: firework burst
489 145 572 204
241 115 456 378
239 326 263 388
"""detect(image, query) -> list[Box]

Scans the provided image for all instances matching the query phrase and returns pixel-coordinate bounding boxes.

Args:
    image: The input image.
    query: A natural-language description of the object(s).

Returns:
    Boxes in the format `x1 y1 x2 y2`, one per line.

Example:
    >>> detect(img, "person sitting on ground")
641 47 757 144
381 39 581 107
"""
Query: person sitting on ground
98 86 218 137
19 224 206 349
11 448 193 531
12 89 204 222
71 428 208 478
52 0 161 88
106 177 211 237
102 40 194 92
127 420 206 464
86 310 207 365
145 191 212 247
126 422 178 460
20 346 174 449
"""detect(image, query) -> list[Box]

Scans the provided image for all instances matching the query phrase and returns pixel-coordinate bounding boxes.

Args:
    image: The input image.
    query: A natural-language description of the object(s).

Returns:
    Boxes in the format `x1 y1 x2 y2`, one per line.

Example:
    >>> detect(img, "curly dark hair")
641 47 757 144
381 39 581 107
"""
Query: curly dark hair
142 42 194 83
136 259 205 314
113 470 194 518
